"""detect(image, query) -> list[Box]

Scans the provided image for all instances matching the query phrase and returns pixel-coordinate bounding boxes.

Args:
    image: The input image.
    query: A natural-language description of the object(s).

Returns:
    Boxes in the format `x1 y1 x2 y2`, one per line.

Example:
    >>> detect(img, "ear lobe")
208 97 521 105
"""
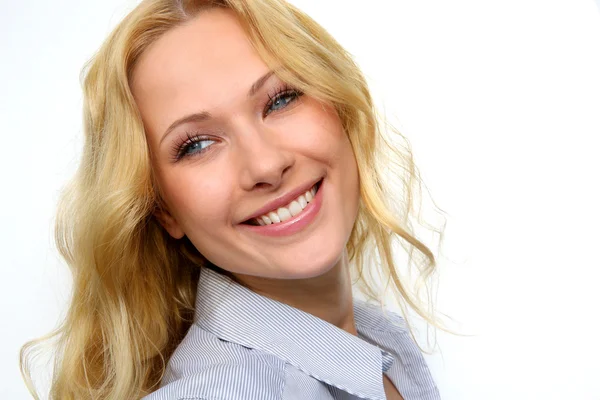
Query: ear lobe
154 208 185 239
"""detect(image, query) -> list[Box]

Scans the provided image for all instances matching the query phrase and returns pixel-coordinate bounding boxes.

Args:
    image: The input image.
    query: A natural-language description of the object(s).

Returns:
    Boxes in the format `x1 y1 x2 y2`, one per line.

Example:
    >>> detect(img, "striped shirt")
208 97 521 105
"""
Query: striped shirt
143 267 440 400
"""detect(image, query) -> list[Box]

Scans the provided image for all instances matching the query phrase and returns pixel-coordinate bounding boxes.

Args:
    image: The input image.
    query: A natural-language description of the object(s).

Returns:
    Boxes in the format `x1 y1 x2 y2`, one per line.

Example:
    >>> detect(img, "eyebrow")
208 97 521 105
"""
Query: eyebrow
159 69 276 145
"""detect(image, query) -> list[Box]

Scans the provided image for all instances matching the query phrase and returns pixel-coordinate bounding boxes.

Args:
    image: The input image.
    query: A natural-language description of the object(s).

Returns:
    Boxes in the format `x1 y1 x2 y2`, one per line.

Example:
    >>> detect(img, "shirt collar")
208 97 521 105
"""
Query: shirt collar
194 267 393 400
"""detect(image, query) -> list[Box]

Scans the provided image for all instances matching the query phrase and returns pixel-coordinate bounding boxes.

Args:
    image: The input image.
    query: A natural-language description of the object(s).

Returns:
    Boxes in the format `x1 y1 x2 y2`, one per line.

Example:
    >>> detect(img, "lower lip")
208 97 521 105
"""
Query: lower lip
240 181 324 237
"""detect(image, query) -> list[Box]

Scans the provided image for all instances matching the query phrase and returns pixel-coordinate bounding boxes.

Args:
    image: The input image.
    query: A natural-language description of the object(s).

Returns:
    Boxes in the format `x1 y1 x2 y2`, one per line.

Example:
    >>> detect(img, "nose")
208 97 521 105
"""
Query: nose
235 122 295 192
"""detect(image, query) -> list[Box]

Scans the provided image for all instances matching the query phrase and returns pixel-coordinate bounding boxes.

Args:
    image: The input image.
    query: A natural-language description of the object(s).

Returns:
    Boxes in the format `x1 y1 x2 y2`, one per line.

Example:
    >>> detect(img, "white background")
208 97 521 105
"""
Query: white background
2 0 599 399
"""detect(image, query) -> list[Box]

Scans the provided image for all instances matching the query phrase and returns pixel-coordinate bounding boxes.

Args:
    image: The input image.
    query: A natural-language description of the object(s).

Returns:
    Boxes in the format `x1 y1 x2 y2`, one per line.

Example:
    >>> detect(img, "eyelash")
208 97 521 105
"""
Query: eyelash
171 84 304 161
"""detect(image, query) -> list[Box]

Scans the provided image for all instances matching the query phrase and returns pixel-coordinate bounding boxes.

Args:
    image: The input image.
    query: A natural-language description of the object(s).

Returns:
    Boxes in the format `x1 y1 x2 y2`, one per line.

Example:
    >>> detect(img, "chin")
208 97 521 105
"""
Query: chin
278 248 344 280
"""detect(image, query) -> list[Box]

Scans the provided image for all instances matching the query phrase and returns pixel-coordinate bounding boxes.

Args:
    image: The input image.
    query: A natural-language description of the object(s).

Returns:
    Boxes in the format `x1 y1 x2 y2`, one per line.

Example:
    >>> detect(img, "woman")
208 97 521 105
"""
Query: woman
21 0 448 399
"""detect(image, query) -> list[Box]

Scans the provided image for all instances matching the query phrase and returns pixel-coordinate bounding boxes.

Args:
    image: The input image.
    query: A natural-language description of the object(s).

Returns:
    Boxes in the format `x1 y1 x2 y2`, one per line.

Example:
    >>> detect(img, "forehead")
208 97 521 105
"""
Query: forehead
131 8 267 138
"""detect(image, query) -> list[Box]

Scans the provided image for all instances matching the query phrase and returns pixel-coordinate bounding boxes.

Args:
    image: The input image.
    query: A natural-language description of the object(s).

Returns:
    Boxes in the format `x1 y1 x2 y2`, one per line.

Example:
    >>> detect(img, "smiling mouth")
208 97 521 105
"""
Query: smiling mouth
243 179 323 226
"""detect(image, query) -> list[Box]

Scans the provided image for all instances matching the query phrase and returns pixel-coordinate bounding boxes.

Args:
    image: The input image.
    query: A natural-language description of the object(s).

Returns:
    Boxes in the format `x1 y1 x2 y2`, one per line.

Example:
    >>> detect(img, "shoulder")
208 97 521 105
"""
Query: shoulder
143 325 287 400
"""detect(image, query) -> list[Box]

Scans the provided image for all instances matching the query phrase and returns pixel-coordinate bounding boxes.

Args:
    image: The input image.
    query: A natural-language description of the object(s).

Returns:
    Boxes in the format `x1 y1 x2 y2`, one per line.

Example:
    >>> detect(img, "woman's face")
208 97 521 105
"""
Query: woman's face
131 8 360 280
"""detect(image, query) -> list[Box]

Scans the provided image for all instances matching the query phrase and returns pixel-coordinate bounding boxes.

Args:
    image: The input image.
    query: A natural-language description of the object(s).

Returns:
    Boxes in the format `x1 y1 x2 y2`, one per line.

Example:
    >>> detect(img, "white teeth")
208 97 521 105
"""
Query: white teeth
288 200 302 217
298 195 307 208
277 207 292 222
305 190 313 202
268 211 280 223
252 182 320 226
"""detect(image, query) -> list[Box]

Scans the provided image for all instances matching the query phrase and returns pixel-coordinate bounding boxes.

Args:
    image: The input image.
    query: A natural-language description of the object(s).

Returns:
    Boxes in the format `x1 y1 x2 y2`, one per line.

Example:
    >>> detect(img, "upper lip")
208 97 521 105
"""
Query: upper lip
240 178 322 223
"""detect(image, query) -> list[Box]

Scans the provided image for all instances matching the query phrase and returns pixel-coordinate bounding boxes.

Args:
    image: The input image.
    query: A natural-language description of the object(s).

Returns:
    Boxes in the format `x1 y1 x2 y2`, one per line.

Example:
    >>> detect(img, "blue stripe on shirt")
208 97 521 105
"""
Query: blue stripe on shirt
143 267 440 400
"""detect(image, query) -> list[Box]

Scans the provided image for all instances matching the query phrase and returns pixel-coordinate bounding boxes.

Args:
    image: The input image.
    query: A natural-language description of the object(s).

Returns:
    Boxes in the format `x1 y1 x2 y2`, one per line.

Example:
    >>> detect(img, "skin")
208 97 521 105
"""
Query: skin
131 8 404 399
130 7 360 333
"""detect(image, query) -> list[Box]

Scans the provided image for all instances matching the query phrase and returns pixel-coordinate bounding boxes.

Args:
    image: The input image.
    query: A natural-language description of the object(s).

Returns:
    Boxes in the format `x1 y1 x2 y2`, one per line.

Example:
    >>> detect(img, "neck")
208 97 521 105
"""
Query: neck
232 251 357 336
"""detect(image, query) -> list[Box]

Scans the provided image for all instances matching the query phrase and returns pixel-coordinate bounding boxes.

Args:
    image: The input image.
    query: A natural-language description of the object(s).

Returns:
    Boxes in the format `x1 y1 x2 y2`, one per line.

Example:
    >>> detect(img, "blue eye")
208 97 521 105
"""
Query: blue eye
173 133 216 161
183 138 215 156
172 86 303 162
264 87 303 117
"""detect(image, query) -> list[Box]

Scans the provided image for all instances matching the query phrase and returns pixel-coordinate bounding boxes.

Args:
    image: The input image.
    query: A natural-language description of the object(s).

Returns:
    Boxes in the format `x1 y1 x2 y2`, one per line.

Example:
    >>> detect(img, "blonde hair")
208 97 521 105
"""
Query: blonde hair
20 0 450 398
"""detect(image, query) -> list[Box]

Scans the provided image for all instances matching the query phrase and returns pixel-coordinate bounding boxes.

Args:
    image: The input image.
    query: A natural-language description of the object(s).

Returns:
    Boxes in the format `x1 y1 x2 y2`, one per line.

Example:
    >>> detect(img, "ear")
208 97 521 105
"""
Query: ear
154 207 185 239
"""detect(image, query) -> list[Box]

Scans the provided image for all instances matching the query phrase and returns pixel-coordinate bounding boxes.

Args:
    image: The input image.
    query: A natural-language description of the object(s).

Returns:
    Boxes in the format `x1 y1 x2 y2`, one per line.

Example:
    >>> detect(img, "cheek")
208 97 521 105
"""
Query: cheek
340 137 360 205
160 168 233 230
288 104 348 160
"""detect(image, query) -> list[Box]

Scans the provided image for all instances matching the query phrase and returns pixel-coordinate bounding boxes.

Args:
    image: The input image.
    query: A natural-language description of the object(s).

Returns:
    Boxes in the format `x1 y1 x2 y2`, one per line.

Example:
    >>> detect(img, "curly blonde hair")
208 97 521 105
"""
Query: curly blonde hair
20 0 449 398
